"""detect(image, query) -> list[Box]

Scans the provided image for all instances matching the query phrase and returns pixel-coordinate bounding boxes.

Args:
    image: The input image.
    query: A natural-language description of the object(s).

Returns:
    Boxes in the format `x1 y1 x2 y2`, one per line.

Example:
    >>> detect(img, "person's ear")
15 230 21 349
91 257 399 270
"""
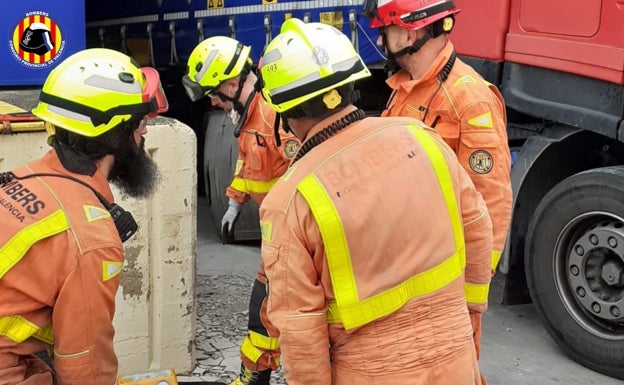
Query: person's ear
406 28 419 45
227 78 239 92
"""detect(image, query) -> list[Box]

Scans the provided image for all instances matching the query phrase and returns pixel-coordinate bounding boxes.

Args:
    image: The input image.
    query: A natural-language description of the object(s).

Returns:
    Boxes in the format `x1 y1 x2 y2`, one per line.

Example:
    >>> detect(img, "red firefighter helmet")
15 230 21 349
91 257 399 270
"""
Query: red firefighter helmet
365 0 460 30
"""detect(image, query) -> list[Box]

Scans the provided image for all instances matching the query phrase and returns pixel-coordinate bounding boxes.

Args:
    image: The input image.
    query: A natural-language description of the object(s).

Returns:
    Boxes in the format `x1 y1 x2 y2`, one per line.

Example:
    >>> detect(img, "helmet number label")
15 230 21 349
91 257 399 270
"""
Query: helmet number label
264 63 278 74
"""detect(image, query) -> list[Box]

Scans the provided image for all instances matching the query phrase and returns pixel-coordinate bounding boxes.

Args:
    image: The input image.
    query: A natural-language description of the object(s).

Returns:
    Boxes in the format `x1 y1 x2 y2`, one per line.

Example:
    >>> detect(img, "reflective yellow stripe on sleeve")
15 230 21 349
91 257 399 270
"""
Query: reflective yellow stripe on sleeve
0 316 52 344
230 177 280 195
0 209 69 279
465 282 490 305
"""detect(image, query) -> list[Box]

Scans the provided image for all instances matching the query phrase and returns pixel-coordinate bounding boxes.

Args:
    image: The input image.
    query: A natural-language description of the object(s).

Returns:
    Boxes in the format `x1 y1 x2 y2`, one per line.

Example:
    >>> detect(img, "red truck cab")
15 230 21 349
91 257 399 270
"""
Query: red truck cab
451 0 624 380
453 0 624 83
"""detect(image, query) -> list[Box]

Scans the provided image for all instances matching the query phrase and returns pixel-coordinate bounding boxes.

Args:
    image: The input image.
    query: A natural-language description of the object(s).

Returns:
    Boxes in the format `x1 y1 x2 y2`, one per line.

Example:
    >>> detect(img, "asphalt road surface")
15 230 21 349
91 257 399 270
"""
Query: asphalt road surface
194 197 622 385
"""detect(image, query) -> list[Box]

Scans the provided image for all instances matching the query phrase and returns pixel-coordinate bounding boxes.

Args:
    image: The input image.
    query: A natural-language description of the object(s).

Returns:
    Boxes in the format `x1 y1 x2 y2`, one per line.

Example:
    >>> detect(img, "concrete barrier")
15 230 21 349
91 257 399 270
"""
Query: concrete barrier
0 119 197 376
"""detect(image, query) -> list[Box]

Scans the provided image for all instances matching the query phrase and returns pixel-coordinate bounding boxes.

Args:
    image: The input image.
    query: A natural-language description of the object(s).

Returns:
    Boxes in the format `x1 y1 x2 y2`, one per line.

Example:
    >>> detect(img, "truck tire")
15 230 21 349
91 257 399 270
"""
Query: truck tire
525 167 624 380
203 109 260 242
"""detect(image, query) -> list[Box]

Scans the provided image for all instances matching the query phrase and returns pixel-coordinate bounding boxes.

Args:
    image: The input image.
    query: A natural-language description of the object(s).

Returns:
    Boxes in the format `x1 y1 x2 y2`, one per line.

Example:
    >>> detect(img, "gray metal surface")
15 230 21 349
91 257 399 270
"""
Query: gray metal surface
203 109 261 242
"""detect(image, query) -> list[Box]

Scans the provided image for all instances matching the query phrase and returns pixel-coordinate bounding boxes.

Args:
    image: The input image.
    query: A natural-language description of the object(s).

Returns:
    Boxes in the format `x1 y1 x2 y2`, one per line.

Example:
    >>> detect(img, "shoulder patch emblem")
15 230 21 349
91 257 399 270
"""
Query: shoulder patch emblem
103 261 123 282
453 75 476 87
467 112 493 128
84 205 111 222
469 150 494 174
283 139 300 159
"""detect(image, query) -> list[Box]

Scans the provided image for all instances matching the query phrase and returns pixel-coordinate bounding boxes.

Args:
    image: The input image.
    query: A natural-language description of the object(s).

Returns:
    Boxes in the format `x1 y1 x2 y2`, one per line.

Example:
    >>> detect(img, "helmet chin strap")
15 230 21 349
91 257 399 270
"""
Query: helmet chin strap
233 90 256 138
216 88 245 118
216 66 251 133
383 29 431 72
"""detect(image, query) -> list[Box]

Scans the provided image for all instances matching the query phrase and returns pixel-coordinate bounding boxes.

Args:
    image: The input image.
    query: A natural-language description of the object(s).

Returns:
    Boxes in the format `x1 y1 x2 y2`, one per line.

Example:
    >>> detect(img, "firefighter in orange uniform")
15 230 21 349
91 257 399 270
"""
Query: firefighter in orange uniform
363 0 513 379
0 48 168 385
184 36 300 385
257 18 492 385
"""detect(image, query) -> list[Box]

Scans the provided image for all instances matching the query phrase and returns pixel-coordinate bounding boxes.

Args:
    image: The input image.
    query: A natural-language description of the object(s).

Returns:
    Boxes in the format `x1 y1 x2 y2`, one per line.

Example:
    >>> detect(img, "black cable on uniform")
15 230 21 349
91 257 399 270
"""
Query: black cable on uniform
233 89 256 138
0 171 113 209
273 113 282 147
422 50 456 126
0 171 138 242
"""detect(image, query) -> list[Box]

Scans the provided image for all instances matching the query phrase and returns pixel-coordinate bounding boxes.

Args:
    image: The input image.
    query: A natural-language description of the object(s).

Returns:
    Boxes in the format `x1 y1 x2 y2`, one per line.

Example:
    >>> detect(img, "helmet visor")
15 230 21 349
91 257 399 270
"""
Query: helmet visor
141 67 169 117
182 74 207 102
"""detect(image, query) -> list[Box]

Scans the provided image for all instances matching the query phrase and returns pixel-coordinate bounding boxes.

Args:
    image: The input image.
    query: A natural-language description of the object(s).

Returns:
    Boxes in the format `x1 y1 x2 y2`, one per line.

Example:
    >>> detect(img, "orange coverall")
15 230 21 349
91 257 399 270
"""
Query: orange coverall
226 92 300 207
259 107 493 385
0 150 123 385
225 92 300 372
382 41 513 360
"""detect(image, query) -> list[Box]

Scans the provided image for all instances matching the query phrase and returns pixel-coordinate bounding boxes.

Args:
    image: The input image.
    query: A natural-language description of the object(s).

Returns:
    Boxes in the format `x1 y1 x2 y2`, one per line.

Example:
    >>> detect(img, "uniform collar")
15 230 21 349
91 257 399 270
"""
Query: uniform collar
43 149 116 203
304 105 359 142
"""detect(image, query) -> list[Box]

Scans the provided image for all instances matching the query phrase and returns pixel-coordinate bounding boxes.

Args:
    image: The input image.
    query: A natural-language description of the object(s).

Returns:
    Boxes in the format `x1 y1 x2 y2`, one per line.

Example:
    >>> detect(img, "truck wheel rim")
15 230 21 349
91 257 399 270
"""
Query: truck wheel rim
555 212 624 340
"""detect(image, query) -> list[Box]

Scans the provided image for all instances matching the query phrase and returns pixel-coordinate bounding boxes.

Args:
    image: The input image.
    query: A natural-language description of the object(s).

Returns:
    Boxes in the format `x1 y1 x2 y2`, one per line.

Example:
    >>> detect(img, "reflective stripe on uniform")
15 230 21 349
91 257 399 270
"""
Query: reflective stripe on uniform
297 124 466 330
406 125 465 262
0 315 53 344
249 330 279 350
230 176 280 195
240 333 280 365
491 250 502 270
240 334 263 363
326 252 464 328
464 282 490 305
0 209 69 279
407 125 488 306
297 175 358 307
33 323 54 345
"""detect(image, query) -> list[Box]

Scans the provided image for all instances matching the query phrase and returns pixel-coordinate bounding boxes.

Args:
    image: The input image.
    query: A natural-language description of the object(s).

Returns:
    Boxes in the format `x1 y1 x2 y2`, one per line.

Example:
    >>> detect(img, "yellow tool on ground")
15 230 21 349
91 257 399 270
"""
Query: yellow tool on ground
117 368 226 385
117 369 178 385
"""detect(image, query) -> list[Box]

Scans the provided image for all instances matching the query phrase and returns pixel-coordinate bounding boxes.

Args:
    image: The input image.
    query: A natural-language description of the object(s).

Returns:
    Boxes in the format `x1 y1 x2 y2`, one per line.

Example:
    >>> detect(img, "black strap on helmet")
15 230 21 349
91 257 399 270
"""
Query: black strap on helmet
386 33 431 61
233 90 256 138
384 15 454 62
223 42 245 76
269 60 366 106
215 62 252 123
400 1 456 25
39 91 154 127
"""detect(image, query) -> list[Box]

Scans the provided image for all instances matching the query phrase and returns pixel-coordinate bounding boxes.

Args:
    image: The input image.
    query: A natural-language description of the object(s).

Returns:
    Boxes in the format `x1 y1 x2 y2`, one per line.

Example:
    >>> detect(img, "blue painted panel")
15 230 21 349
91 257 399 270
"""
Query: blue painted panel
1 1 85 86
